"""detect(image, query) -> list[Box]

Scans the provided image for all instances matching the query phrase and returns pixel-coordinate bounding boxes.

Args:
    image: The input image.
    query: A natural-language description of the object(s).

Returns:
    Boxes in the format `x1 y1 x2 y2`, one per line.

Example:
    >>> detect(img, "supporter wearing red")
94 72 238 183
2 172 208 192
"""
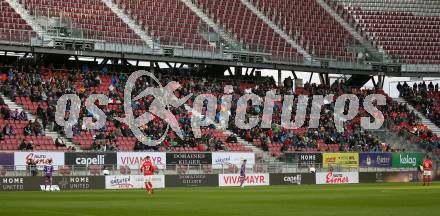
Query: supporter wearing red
422 156 433 186
140 156 156 194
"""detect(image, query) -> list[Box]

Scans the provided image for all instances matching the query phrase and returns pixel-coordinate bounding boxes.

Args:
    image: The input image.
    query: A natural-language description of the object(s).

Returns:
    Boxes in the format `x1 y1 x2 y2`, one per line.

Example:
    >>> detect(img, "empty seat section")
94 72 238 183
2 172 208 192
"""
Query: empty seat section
0 0 35 42
194 0 302 62
250 0 357 61
327 0 440 64
115 0 211 49
19 0 144 44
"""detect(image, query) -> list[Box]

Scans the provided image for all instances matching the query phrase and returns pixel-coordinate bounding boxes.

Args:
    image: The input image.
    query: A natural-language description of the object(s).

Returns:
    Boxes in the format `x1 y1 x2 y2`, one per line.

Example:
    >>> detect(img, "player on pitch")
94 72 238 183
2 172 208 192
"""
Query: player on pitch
44 158 54 191
141 156 156 194
422 156 433 186
239 160 247 188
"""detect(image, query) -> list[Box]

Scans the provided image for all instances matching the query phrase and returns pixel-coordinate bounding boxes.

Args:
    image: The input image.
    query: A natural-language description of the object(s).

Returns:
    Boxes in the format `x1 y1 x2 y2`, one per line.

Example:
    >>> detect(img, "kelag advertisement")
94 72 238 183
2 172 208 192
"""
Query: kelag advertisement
392 153 424 168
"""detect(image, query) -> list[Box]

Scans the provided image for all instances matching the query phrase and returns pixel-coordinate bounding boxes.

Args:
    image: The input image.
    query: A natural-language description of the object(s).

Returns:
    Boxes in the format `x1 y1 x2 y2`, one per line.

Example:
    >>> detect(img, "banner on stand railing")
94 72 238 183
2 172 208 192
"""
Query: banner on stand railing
65 152 117 166
14 152 64 170
117 152 166 169
359 153 392 168
391 153 424 168
0 153 14 170
322 153 359 168
211 152 255 168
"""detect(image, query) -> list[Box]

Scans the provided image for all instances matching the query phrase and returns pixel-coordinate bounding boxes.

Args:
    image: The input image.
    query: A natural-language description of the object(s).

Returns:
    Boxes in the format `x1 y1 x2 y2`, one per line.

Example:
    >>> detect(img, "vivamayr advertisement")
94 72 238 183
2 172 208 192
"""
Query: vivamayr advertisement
219 174 270 187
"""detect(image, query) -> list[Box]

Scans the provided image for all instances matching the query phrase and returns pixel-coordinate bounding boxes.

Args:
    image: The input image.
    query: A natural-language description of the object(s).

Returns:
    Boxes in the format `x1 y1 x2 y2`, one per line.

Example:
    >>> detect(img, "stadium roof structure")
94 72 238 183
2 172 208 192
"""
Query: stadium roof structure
0 0 439 77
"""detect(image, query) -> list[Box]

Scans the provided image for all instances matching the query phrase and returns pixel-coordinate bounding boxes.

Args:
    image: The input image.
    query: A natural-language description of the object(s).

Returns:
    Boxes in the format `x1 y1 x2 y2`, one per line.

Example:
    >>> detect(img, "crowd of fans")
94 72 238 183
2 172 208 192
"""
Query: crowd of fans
0 108 27 121
1 65 439 156
399 81 440 125
398 81 440 153
0 66 240 152
1 96 40 150
225 81 431 156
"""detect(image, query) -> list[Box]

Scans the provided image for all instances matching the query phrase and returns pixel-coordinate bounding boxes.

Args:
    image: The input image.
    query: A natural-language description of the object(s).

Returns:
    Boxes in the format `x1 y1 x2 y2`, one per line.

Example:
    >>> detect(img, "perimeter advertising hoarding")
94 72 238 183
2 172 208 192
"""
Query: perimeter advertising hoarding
219 173 270 187
359 172 420 183
166 153 212 165
116 152 166 169
65 152 117 166
0 176 26 191
316 172 359 184
322 153 359 168
0 176 105 191
434 162 440 181
270 173 315 185
105 175 165 189
0 153 14 170
211 152 255 168
53 176 106 190
14 152 64 170
283 153 322 168
358 172 378 183
391 153 424 168
359 153 392 168
165 174 218 187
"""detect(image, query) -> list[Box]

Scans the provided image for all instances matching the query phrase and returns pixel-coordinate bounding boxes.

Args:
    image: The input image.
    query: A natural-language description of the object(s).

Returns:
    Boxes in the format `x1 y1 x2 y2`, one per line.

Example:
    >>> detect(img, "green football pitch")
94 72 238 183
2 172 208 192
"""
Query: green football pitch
1 183 439 216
